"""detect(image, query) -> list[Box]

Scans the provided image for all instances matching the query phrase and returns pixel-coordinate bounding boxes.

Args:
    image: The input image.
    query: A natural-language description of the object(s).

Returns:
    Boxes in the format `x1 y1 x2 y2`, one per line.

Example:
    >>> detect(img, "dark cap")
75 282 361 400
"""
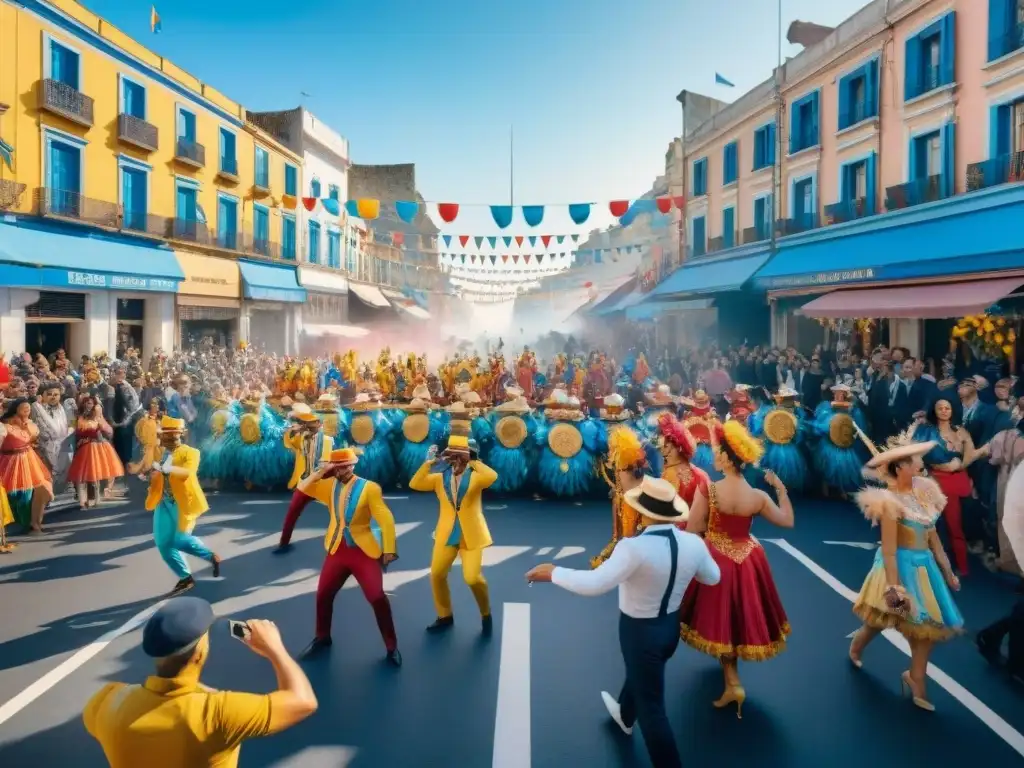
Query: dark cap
142 597 215 658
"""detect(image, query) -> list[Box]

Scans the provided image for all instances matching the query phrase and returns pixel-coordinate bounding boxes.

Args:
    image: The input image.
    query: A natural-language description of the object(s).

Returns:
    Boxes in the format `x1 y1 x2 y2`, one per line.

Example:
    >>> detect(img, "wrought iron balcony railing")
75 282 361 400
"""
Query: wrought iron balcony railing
36 187 119 228
175 138 205 168
824 197 868 225
885 174 943 211
742 224 769 244
39 79 94 126
170 218 212 245
117 113 158 152
776 212 819 236
707 236 725 254
966 151 1024 192
239 233 281 260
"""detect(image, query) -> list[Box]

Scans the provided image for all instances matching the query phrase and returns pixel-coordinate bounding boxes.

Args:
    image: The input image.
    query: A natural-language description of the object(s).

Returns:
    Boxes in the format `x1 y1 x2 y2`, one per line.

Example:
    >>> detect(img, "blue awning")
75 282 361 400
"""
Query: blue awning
238 260 306 303
596 290 646 315
627 299 714 322
648 250 771 298
0 220 183 292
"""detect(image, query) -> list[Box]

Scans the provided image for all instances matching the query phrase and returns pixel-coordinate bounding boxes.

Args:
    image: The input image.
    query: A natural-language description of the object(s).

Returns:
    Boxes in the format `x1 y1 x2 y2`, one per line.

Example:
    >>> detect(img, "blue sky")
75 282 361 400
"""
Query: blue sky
86 0 867 242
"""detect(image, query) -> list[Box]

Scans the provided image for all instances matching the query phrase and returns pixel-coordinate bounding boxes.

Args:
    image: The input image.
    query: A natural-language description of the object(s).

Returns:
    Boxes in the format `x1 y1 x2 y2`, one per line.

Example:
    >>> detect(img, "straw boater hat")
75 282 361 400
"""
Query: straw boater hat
495 395 531 413
774 386 799 400
315 392 338 409
445 400 469 414
406 397 430 412
646 384 676 407
444 434 472 455
326 447 360 466
623 476 689 523
411 383 432 401
289 402 314 420
504 385 524 400
600 392 629 420
866 440 936 470
460 390 482 405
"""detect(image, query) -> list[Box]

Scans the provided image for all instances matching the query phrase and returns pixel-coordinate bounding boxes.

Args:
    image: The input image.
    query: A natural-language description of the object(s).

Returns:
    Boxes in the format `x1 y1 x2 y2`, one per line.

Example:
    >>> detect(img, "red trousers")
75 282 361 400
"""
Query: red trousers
279 489 313 546
932 469 970 575
315 538 397 651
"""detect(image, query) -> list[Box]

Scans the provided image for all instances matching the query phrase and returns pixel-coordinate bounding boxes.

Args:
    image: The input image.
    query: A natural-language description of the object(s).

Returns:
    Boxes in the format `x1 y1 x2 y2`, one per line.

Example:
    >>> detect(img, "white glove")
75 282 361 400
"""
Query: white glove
152 461 167 473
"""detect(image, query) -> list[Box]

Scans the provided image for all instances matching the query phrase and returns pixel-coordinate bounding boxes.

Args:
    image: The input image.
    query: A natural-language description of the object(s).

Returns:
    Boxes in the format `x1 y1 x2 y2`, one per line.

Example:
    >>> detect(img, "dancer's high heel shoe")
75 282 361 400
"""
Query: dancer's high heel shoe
713 685 746 719
900 671 934 711
848 638 863 669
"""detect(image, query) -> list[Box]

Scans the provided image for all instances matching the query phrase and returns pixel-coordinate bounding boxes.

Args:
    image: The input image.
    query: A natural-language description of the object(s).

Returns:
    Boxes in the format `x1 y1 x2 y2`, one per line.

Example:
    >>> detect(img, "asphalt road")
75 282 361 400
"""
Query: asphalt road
0 485 1021 767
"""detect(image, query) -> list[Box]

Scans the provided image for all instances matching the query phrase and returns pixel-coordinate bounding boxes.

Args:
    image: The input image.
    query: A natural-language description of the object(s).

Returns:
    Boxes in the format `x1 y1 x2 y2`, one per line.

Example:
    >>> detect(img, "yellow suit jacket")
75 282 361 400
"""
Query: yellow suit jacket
284 428 331 490
145 445 209 531
409 459 497 550
304 475 397 558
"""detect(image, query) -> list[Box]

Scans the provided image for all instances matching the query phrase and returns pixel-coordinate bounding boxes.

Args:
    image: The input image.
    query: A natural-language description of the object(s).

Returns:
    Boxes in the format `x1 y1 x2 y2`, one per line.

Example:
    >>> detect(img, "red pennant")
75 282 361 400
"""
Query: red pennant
514 236 524 247
392 232 404 246
655 197 672 214
437 203 459 223
524 254 531 264
609 200 629 217
512 254 520 264
459 235 469 247
301 197 318 211
541 235 551 247
672 196 685 209
501 255 509 264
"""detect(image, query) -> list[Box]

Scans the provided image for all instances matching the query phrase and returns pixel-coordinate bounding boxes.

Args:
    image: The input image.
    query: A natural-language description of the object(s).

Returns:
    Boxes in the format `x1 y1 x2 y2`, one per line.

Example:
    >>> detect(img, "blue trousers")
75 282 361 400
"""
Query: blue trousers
153 499 212 579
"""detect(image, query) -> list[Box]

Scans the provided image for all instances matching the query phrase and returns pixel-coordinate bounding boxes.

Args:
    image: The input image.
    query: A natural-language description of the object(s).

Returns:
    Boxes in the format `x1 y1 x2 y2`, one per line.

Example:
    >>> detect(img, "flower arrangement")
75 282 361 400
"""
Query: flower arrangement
951 313 1017 358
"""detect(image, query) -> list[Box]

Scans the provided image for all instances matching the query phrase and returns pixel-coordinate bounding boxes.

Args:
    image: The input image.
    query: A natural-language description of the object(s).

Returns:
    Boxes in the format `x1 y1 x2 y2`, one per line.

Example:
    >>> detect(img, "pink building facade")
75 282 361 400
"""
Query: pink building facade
652 0 1024 357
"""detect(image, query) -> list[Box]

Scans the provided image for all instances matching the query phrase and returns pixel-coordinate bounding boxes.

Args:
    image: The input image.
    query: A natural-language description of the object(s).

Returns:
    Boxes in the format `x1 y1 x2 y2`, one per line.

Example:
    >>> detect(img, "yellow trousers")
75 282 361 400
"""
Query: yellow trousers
429 537 490 619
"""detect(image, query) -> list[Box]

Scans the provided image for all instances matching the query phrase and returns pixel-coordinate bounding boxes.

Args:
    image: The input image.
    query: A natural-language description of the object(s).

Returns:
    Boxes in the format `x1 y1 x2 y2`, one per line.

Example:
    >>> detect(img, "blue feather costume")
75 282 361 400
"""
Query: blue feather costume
752 396 810 493
198 405 239 484
535 411 603 497
234 401 291 489
809 397 869 494
392 405 448 486
342 402 397 488
481 403 539 493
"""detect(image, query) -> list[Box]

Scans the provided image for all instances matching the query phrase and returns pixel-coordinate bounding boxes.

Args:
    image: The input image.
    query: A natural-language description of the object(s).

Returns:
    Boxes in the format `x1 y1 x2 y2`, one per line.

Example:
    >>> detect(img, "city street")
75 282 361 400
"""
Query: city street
0 488 1021 767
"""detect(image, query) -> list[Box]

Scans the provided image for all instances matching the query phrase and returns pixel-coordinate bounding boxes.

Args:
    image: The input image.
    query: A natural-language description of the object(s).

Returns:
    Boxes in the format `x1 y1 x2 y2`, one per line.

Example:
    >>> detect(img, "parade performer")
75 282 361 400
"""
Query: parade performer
166 374 198 444
236 396 290 491
276 404 333 551
313 392 346 450
31 381 72 496
68 393 125 508
145 416 221 596
726 384 756 426
295 447 401 666
658 413 710 509
393 395 446 486
343 392 398 488
197 396 237 488
0 480 13 553
679 422 794 718
535 394 603 498
410 428 498 634
516 347 538 400
129 398 163 475
809 383 868 496
0 398 52 534
682 389 722 481
848 438 964 711
478 392 536 494
752 387 809 494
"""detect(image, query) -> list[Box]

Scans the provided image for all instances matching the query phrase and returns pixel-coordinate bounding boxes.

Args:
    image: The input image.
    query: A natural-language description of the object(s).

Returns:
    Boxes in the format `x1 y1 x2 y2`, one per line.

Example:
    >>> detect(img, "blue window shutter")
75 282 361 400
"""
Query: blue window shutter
723 208 734 247
840 164 851 201
865 152 877 215
991 104 1011 158
837 75 849 130
904 36 921 100
866 60 879 117
940 12 956 87
768 123 776 165
942 121 956 197
988 0 1010 61
789 101 800 154
810 91 820 146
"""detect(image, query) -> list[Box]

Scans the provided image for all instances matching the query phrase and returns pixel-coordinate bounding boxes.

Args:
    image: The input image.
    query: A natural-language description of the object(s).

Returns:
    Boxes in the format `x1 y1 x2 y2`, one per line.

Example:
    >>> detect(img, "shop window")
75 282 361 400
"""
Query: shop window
25 291 86 319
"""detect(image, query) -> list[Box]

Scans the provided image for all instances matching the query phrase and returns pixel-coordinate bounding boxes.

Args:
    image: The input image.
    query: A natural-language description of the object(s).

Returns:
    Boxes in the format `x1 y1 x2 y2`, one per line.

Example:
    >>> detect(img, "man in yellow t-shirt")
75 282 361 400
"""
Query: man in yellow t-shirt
83 597 317 767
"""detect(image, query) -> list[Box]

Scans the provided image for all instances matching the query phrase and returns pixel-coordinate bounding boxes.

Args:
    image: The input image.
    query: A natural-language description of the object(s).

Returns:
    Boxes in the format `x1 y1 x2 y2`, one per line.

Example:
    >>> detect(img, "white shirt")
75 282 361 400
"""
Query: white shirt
1003 462 1024 568
551 524 721 619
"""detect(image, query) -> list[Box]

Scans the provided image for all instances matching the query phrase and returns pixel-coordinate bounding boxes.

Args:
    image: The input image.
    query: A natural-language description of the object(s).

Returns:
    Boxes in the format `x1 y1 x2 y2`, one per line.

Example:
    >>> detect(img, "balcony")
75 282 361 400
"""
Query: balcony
989 25 1024 62
170 218 212 245
217 155 239 182
174 138 205 169
776 212 818 236
39 79 94 127
117 113 158 152
36 187 119 228
239 233 280 260
742 225 769 244
967 151 1024 192
824 197 868 225
885 175 943 211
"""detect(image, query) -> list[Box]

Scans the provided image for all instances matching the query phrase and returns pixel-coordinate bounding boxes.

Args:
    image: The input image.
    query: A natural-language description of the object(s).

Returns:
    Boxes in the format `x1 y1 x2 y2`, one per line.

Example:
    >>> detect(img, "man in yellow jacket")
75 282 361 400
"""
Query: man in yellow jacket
297 447 402 666
146 416 221 596
410 434 498 634
275 405 331 553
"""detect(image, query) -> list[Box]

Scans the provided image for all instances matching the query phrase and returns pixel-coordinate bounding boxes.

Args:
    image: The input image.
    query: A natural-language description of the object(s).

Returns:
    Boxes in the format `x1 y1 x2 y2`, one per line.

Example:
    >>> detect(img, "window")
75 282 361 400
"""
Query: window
120 77 146 119
988 0 1024 61
991 98 1024 157
217 194 238 250
219 128 237 175
1015 100 1024 153
793 177 815 227
722 142 738 185
307 220 321 264
692 158 708 196
753 195 773 239
839 154 877 217
120 163 148 231
328 230 341 269
789 91 820 153
46 133 82 215
284 164 298 197
905 12 955 101
176 107 196 143
691 215 706 256
310 176 322 198
253 204 270 255
254 146 270 189
328 184 340 201
753 123 776 170
722 207 735 249
174 181 205 240
838 59 879 130
48 39 80 89
912 131 942 179
282 214 297 260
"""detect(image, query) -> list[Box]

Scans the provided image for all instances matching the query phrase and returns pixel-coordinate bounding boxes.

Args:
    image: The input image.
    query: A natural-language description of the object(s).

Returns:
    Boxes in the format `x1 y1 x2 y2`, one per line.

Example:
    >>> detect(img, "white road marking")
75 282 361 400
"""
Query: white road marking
823 540 879 550
536 547 553 556
239 500 286 506
269 746 357 767
383 496 409 500
493 603 531 768
554 546 585 560
455 546 533 566
767 538 1024 758
486 504 508 510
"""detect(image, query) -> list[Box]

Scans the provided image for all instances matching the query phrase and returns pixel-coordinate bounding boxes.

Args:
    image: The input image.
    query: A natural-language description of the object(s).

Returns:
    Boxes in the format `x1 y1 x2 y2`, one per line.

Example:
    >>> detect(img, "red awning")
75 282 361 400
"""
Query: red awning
798 277 1024 319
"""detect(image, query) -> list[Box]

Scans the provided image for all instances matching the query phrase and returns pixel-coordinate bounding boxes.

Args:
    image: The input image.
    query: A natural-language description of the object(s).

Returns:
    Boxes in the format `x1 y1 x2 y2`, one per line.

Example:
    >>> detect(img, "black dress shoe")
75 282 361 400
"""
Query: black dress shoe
211 555 222 578
170 576 195 596
481 614 493 636
272 543 293 555
298 637 333 659
426 616 454 633
386 649 403 667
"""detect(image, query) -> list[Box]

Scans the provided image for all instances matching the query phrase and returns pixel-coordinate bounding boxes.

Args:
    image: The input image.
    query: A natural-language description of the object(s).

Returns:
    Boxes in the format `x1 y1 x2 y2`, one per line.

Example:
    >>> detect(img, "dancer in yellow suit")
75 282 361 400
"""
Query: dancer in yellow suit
410 433 498 634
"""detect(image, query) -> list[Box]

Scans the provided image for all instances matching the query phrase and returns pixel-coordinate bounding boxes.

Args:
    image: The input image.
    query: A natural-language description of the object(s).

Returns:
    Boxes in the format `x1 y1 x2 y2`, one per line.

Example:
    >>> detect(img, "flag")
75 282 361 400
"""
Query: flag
150 6 162 33
715 73 734 87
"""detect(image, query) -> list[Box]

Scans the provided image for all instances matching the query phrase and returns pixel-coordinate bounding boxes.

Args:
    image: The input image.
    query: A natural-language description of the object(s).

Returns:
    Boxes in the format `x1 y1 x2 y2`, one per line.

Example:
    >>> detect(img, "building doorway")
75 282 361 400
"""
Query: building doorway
24 291 85 358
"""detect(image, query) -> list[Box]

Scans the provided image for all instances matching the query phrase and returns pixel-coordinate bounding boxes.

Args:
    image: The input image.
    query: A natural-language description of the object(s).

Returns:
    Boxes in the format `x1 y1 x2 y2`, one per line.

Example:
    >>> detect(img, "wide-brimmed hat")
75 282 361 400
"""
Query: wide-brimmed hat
623 476 689 523
690 389 709 407
446 401 468 414
412 383 432 400
327 447 361 466
504 385 524 399
289 402 313 420
406 397 429 412
866 441 935 469
294 410 318 423
461 390 482 405
774 386 799 400
495 396 531 413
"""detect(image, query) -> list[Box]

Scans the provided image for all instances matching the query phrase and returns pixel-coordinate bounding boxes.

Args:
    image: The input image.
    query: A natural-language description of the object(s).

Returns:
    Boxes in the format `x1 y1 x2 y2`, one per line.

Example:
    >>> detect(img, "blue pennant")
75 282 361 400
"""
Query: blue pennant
490 205 513 228
568 203 590 224
522 205 544 226
395 200 419 223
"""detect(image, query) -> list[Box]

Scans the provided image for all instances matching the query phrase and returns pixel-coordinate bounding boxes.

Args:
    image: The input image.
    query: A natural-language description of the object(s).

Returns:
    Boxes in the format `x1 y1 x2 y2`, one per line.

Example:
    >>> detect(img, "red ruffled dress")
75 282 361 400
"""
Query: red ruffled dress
0 422 52 493
679 484 790 660
68 420 125 484
664 462 709 532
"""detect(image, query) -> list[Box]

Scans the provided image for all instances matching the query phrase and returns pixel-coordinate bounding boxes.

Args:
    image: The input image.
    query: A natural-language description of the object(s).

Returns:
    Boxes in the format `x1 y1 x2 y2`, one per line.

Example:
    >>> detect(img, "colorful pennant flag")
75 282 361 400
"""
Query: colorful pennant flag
568 203 590 225
522 205 544 227
395 200 419 223
150 5 162 33
437 203 459 223
715 73 735 87
491 205 513 229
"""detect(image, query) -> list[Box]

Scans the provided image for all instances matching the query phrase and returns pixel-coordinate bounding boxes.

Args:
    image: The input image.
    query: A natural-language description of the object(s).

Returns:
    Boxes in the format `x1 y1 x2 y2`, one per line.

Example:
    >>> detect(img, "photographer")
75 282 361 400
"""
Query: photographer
83 597 317 766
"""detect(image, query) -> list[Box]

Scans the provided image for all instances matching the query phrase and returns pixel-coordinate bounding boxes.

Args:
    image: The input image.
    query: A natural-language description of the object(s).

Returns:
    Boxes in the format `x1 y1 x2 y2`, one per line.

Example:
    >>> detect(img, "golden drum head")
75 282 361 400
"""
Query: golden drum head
548 422 583 459
829 412 856 449
763 409 798 446
496 415 528 449
402 413 430 444
350 414 375 445
210 410 229 436
239 413 262 444
321 413 339 438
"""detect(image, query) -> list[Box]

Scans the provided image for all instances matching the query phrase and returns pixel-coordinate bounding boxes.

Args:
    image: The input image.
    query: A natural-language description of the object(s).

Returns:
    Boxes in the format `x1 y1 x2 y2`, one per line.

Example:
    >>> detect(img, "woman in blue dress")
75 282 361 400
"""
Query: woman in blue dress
848 439 964 711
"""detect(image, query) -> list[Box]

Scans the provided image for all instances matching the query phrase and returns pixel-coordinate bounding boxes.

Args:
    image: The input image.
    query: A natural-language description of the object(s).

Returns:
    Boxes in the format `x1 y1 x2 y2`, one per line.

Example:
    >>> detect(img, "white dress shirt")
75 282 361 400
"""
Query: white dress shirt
551 524 721 619
1003 461 1024 569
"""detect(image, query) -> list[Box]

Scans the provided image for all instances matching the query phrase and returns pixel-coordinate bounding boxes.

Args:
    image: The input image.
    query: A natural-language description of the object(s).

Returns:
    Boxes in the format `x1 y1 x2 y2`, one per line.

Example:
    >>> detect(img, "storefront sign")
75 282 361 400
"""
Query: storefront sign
0 263 179 292
175 250 242 299
761 268 876 289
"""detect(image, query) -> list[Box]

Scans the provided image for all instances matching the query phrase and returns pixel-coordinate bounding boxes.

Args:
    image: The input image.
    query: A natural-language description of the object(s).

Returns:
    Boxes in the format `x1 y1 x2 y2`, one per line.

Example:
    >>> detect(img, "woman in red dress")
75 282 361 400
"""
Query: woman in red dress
678 420 794 718
656 413 709 518
68 394 124 509
0 397 52 534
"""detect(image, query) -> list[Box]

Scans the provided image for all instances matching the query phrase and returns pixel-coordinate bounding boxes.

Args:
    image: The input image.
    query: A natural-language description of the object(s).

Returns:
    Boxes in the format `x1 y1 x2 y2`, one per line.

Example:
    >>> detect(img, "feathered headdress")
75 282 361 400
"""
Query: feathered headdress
607 426 649 474
718 420 764 466
657 413 696 461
